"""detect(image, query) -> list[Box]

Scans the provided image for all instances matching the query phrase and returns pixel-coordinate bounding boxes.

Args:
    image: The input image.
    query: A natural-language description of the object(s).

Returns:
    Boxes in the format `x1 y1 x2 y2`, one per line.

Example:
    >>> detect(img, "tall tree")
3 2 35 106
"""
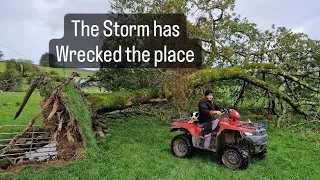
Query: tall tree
17 58 36 77
39 52 49 66
39 52 56 67
107 0 319 119
5 59 21 72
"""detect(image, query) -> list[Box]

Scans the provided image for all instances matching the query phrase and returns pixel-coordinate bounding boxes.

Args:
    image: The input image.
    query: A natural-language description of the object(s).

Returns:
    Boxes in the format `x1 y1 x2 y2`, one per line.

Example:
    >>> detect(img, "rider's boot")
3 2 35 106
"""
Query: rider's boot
200 128 205 139
203 134 211 149
213 124 220 133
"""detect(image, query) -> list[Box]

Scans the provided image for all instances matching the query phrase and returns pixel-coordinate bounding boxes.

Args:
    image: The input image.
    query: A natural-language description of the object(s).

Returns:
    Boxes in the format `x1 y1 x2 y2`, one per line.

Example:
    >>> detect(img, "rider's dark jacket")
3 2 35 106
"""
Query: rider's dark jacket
198 97 222 124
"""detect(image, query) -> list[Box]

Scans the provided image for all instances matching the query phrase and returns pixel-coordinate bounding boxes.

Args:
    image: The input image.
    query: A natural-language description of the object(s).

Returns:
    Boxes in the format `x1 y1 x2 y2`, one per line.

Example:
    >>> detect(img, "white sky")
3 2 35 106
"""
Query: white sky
0 0 319 64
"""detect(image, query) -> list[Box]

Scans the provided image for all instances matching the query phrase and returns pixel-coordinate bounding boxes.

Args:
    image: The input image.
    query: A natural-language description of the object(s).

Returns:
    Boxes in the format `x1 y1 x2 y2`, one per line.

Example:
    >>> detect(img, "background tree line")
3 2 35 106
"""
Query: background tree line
0 51 52 92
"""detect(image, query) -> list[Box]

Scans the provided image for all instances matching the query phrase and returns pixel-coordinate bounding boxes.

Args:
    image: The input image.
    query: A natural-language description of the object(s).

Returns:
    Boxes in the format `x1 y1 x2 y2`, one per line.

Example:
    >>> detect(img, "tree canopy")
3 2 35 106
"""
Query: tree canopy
39 52 57 67
90 0 320 121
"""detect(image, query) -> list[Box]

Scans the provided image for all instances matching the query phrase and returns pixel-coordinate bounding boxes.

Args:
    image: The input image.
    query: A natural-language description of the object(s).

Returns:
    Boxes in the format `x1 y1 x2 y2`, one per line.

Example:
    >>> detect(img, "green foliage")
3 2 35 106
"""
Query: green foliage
39 52 49 67
17 59 37 77
49 70 59 76
1 60 93 78
2 59 39 81
96 68 162 92
111 0 320 118
5 59 21 72
188 66 242 87
39 80 60 98
15 101 21 106
39 52 57 67
0 68 22 92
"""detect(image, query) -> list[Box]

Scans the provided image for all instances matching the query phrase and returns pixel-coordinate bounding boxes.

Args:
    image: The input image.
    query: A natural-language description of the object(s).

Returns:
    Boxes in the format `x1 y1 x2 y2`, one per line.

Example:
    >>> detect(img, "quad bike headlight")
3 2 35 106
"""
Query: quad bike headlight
243 132 254 136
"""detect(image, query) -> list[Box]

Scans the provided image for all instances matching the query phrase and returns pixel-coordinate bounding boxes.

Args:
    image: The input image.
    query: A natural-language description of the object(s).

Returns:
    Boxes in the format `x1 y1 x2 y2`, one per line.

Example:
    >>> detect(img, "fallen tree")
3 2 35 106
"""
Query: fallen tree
86 88 161 114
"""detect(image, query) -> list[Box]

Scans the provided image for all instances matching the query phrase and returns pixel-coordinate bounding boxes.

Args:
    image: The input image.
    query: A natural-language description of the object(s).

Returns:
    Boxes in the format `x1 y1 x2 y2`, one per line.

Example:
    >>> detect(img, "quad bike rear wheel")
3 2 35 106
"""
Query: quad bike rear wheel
171 134 194 158
221 145 250 170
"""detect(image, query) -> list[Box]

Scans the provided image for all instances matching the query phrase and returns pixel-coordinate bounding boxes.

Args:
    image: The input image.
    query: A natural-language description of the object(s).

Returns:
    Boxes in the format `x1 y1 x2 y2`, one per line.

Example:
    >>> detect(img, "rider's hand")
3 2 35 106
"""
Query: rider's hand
214 111 222 116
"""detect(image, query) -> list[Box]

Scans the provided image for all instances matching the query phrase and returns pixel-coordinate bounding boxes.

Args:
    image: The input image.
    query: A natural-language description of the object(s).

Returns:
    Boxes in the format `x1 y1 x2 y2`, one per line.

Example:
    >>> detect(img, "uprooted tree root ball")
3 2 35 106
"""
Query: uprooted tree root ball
42 90 85 160
0 72 95 171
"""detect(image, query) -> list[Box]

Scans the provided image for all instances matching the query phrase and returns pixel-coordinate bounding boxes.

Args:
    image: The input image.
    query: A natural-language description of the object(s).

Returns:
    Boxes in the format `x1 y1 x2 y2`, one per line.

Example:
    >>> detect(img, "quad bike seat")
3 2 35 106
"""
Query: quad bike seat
195 122 206 128
195 122 220 137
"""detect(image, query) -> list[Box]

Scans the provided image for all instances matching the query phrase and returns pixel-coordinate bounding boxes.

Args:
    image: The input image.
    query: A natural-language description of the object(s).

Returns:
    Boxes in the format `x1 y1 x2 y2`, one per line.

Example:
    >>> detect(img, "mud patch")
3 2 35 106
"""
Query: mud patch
1 159 67 174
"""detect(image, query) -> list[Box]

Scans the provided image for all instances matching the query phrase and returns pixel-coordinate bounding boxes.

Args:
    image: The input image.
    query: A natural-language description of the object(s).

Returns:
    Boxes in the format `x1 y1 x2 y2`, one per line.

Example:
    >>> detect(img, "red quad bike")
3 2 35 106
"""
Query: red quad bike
170 108 268 170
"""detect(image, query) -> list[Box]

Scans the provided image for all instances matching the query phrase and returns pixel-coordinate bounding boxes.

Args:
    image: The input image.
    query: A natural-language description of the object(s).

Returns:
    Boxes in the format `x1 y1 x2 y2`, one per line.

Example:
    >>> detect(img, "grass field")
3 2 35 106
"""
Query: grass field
0 91 43 137
0 62 93 77
0 116 319 179
0 91 43 126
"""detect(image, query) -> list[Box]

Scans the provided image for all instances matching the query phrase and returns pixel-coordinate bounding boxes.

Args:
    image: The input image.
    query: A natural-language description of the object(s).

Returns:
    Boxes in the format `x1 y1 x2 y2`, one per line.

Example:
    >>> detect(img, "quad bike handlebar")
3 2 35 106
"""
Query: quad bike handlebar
220 108 229 115
218 108 241 121
211 108 228 116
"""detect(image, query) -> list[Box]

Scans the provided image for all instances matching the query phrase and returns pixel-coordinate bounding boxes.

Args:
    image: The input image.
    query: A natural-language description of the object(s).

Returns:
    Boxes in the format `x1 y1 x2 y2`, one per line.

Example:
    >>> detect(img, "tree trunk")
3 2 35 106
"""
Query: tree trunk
86 88 161 114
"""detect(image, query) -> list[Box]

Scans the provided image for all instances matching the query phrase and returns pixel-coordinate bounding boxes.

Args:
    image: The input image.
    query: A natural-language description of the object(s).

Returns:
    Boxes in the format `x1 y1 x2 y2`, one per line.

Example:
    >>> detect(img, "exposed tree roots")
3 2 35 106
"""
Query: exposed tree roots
1 72 84 161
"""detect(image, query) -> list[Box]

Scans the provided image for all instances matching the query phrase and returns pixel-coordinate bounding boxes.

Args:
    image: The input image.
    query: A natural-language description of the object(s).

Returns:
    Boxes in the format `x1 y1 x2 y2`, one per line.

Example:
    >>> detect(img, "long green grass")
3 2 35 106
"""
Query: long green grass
63 84 97 151
0 62 5 72
0 91 43 140
0 91 43 127
1 115 319 179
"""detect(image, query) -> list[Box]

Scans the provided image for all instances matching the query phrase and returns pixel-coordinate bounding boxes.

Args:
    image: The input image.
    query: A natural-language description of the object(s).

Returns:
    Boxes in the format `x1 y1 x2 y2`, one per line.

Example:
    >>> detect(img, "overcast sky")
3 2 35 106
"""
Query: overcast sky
0 0 319 64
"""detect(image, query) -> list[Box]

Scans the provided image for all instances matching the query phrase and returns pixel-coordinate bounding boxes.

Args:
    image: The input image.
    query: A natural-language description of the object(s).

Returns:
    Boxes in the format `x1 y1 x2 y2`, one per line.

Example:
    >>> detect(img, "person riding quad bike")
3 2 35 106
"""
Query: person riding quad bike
198 89 224 149
170 90 268 170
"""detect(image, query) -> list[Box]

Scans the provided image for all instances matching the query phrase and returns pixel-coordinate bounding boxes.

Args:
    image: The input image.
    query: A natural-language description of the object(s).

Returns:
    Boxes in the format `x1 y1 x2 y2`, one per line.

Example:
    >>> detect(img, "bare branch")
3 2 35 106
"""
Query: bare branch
234 81 247 107
252 68 320 93
213 9 224 22
285 79 298 100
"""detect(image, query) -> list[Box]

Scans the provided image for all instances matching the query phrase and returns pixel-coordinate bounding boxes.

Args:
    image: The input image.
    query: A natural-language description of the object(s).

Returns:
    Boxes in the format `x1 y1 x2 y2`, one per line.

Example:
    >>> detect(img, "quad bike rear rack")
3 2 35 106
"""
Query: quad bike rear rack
172 117 191 122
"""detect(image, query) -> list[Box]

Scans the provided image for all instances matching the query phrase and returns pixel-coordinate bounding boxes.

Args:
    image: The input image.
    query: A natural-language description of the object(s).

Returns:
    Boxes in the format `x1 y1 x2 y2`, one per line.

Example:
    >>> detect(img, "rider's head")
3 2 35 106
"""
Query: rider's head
204 89 213 101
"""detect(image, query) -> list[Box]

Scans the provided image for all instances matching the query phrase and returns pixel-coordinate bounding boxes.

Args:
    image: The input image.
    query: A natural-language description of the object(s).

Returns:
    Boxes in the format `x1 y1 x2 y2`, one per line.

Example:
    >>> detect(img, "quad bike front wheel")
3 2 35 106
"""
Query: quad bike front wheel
255 145 267 160
221 145 250 170
171 134 194 158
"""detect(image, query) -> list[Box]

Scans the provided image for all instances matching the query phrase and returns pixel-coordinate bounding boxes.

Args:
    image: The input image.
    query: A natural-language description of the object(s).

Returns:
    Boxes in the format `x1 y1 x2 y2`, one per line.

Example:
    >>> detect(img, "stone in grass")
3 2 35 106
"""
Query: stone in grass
0 158 13 170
